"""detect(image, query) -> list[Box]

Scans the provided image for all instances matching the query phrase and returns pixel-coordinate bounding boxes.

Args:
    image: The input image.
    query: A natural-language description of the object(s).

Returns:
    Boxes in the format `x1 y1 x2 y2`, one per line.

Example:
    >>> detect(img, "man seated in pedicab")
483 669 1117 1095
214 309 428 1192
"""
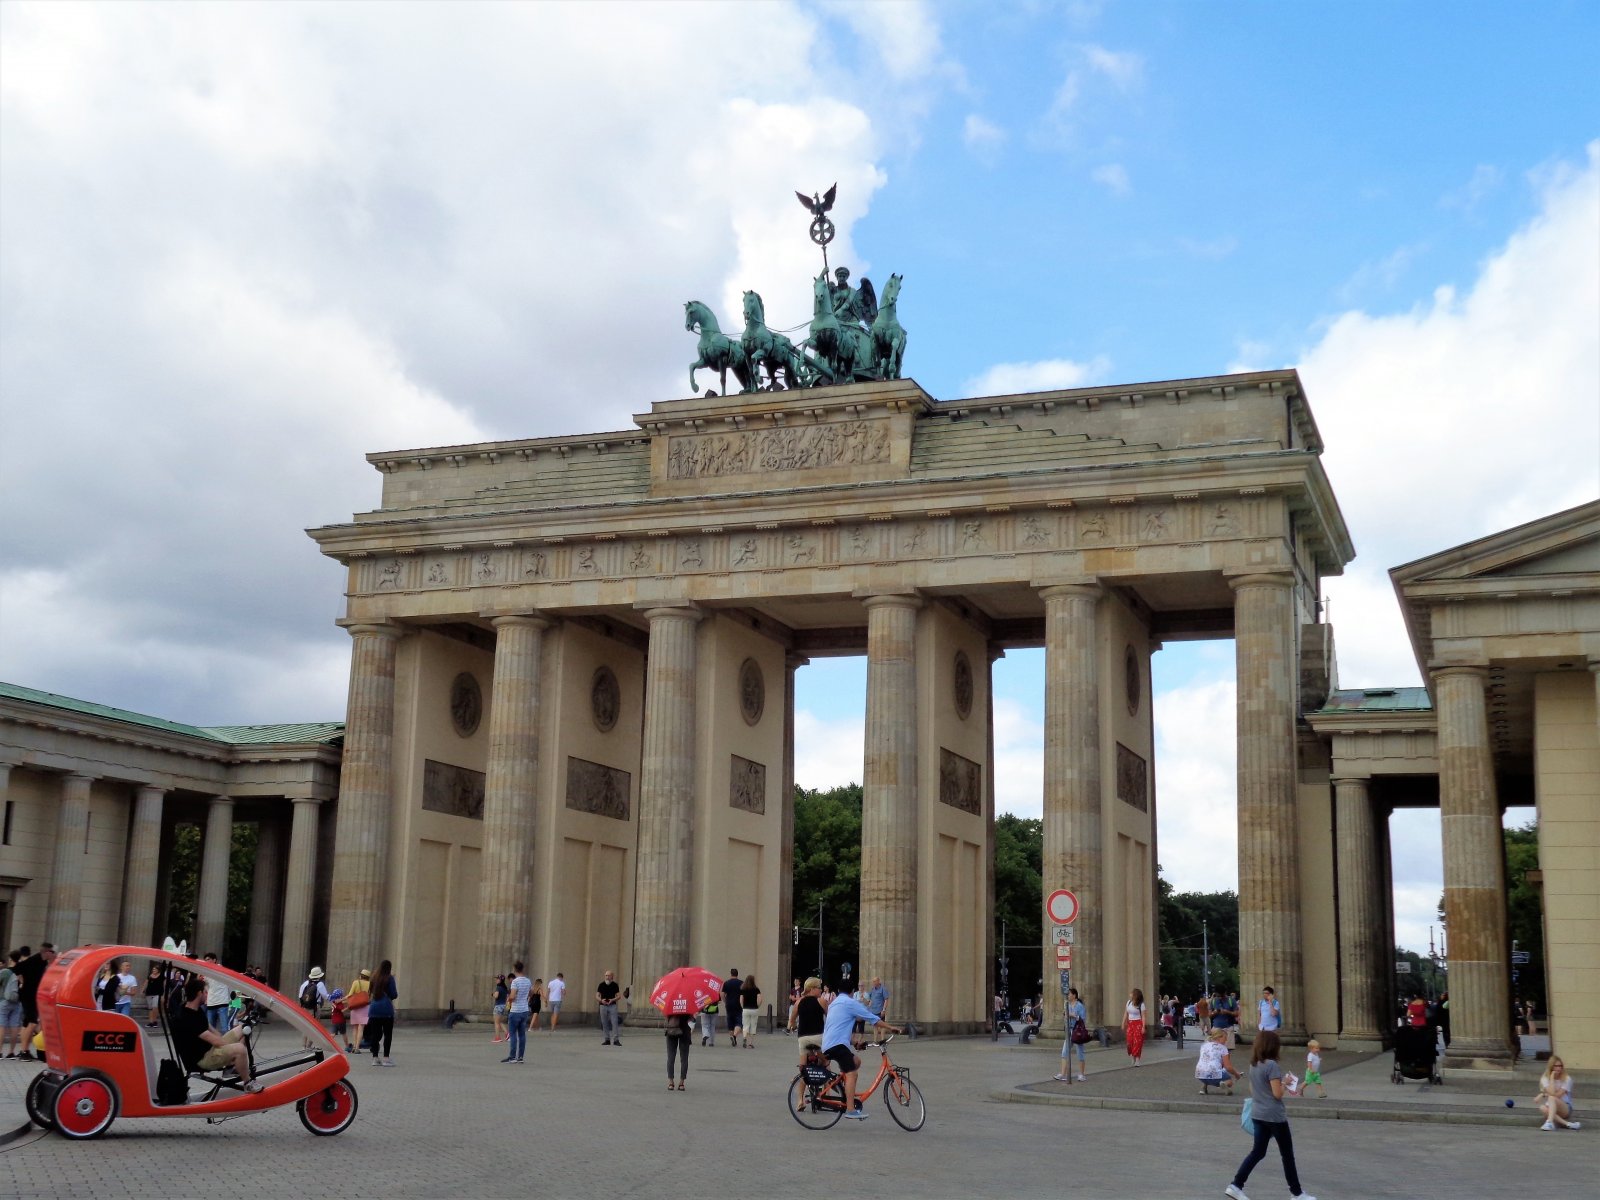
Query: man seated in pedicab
172 976 262 1094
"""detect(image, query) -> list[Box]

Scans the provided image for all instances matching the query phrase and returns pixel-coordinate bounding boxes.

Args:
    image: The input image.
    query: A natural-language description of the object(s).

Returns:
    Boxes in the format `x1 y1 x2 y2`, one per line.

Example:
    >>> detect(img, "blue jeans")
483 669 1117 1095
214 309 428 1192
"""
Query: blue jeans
206 1004 228 1033
1233 1119 1302 1196
507 1010 529 1060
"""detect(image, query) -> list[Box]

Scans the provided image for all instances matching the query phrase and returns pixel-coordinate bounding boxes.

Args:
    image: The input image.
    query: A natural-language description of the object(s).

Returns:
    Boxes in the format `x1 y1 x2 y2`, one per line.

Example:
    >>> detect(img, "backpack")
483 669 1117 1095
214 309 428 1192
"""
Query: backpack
0 968 16 1004
157 1058 189 1105
1070 1017 1091 1045
299 979 321 1010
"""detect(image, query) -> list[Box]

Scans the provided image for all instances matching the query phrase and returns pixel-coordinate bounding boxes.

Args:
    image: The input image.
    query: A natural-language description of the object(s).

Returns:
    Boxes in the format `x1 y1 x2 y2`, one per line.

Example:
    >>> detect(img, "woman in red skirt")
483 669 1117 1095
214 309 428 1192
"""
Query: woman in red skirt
1123 987 1148 1065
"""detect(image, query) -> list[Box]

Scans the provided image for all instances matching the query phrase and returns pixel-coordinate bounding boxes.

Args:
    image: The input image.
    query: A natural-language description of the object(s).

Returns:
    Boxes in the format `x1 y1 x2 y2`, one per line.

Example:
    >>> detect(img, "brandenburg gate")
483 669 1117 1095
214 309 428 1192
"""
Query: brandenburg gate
307 369 1353 1035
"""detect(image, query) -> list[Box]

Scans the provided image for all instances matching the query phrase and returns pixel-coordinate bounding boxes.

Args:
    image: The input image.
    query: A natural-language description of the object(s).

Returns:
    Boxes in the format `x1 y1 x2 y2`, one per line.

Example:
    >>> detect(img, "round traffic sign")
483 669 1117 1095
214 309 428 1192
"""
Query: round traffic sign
1046 888 1079 925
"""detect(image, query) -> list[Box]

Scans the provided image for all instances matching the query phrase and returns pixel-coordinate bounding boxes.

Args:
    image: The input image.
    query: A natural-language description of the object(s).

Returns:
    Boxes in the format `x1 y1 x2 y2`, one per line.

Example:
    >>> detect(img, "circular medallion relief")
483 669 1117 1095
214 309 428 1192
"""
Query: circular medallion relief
953 650 974 721
1125 645 1141 717
739 658 765 726
591 666 620 733
449 672 483 737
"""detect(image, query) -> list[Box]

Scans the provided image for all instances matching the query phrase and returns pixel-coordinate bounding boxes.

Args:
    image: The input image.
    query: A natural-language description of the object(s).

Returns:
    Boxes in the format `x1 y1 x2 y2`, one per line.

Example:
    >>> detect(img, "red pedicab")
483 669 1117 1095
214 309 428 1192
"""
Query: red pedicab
24 944 357 1140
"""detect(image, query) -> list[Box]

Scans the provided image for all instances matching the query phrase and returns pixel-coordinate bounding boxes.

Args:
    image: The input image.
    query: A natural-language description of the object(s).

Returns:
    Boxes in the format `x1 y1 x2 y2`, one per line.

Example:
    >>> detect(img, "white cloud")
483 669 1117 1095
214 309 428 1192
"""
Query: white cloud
962 114 1006 165
1090 162 1131 196
1305 142 1600 688
1225 339 1279 375
1153 679 1239 892
1083 44 1143 90
794 709 866 792
962 356 1113 397
1440 163 1504 215
823 0 947 83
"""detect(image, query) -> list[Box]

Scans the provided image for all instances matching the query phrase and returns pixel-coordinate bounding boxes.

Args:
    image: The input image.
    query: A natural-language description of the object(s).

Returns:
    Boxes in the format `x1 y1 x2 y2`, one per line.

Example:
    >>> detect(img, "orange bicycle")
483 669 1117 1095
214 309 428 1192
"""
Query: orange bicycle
788 1035 926 1131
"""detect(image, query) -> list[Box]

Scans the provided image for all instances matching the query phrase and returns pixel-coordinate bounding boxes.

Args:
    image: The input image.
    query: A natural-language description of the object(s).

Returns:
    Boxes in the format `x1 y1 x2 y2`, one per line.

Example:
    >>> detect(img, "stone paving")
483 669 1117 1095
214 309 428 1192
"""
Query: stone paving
0 1020 1589 1199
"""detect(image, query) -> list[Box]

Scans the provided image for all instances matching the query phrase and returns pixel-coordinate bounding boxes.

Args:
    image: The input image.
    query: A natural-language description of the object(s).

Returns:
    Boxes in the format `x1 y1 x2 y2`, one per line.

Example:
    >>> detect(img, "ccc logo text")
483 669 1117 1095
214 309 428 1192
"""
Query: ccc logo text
80 1029 137 1053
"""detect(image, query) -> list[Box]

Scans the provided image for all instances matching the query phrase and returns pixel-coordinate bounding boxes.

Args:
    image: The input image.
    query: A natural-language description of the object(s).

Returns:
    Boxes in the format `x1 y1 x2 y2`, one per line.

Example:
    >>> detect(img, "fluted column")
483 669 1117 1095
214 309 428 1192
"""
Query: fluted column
860 593 921 1023
120 784 167 945
476 613 551 996
47 773 95 948
1435 663 1512 1066
986 646 1001 1028
631 604 704 1000
1231 571 1305 1040
280 795 323 989
194 796 235 955
1334 777 1386 1042
777 653 807 997
246 818 285 970
1041 583 1102 1035
326 622 403 984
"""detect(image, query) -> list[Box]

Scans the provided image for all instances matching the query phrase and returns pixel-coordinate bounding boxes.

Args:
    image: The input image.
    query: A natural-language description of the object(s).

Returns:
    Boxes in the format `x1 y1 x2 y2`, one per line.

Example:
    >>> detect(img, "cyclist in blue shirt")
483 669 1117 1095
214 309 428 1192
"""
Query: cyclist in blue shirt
821 991 901 1119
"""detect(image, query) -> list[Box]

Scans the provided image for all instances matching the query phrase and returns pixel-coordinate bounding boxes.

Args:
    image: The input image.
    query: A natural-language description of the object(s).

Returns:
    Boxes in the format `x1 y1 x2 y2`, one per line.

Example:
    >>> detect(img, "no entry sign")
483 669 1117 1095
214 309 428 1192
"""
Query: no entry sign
1045 888 1079 925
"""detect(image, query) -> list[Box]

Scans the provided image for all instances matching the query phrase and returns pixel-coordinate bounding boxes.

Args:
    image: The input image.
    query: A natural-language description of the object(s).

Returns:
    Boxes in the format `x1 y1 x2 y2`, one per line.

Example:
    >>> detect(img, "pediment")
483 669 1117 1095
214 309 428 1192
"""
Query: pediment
1391 499 1600 589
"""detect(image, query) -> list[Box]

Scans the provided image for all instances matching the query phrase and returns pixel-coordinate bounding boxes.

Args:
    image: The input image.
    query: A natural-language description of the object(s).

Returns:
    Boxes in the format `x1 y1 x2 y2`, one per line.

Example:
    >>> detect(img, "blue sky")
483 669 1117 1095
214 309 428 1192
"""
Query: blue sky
2 1 1595 957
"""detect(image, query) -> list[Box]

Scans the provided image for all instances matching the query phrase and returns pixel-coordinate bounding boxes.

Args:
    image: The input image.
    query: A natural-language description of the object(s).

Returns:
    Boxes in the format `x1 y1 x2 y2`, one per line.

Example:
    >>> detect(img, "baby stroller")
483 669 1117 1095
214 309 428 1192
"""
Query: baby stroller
1390 1023 1443 1085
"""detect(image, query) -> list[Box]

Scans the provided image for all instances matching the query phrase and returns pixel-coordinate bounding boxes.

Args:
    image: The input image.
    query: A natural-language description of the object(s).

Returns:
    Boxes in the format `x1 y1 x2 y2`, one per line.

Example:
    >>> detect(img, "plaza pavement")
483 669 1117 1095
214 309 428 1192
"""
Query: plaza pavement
0 1018 1589 1199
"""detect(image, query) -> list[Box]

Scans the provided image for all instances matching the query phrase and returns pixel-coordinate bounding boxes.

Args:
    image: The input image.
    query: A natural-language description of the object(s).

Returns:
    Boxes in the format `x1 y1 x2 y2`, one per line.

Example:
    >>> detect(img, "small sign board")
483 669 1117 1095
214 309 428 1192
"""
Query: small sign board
1395 961 1411 974
1053 925 1075 946
1046 889 1079 925
1511 951 1531 964
1059 969 1071 995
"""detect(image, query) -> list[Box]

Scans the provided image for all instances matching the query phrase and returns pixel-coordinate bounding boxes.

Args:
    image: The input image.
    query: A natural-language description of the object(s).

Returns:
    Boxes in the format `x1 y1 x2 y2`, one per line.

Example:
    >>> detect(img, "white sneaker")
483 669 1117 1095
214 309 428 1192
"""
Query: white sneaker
1541 1120 1556 1131
1076 1074 1087 1082
1224 1186 1250 1200
1567 1121 1580 1130
1053 1073 1071 1081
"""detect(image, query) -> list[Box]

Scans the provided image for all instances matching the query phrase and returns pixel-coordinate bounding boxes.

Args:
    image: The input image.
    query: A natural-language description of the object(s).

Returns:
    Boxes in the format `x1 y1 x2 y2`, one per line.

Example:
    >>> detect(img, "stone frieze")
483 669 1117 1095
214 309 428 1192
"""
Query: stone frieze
665 420 890 480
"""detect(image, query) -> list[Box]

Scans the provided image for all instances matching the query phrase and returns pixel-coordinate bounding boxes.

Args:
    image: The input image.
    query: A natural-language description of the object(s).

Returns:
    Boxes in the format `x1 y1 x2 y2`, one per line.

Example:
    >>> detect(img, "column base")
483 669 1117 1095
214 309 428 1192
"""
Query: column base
1336 1031 1386 1053
1442 1043 1515 1072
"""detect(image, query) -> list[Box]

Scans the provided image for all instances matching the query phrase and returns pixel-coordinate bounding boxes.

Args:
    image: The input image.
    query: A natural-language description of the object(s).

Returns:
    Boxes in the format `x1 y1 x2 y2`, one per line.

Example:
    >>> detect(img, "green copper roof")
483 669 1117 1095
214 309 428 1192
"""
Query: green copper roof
1316 687 1433 714
0 681 343 747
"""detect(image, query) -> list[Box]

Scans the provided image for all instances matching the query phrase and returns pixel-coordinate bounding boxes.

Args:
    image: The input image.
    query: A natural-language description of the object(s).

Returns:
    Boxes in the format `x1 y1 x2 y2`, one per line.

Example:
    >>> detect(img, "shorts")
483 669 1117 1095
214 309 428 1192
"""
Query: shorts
20 1001 38 1026
797 1034 823 1065
823 1044 858 1075
0 999 20 1029
548 1000 562 1013
530 997 542 1014
493 1004 507 1016
1305 1070 1322 1085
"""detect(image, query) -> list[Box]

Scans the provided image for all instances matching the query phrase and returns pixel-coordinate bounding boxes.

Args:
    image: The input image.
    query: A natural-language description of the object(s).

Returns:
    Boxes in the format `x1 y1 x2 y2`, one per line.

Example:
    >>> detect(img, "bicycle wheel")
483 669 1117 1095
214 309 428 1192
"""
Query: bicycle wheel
788 1072 844 1130
882 1068 926 1131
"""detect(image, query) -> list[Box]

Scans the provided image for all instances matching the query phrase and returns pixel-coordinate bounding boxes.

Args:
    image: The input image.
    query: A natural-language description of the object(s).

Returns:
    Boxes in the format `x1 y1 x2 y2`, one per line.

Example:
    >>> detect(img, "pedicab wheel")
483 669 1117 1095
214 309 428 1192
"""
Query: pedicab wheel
51 1074 119 1140
882 1069 926 1131
788 1073 844 1130
298 1078 359 1136
24 1073 57 1130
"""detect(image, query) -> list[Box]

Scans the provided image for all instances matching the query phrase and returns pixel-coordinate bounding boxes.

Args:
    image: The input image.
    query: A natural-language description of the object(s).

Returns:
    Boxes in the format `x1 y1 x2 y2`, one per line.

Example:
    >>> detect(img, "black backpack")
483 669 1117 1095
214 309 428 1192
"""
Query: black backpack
157 1058 188 1105
299 979 321 1010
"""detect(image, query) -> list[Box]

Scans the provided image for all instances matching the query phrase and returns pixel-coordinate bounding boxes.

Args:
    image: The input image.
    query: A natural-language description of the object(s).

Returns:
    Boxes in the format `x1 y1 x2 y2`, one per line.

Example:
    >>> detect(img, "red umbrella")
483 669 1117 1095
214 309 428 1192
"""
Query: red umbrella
651 966 724 1016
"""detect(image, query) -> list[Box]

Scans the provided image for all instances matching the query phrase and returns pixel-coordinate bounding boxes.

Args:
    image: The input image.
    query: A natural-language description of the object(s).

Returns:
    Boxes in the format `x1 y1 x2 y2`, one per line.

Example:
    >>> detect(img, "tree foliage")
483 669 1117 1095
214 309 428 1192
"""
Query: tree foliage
163 820 259 966
791 783 862 984
1158 869 1239 1000
994 813 1042 996
1504 820 1544 1005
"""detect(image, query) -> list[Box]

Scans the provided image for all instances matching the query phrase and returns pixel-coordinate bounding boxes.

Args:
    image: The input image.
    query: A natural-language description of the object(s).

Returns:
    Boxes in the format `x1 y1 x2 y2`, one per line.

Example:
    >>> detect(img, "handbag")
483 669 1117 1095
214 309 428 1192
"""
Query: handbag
1240 1097 1255 1135
347 990 371 1010
1070 1018 1091 1045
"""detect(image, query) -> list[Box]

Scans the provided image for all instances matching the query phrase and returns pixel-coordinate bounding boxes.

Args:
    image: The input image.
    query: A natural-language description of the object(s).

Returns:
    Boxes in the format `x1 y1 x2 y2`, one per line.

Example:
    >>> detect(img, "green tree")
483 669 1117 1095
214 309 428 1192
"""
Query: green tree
791 783 862 983
1504 820 1544 1007
1158 870 1239 1000
163 820 259 966
994 813 1042 996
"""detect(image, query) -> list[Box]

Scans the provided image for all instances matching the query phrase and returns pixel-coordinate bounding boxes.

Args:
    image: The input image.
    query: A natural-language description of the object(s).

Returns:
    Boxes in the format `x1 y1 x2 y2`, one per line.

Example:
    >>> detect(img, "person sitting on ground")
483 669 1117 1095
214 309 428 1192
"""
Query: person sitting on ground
1196 1026 1240 1095
173 976 260 1093
1535 1056 1579 1131
819 987 902 1120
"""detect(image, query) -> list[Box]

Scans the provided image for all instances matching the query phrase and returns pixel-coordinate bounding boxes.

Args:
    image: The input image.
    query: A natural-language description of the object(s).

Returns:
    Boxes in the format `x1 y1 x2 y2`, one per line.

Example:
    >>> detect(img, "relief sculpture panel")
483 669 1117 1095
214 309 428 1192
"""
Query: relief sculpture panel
1116 743 1149 813
938 748 982 815
422 759 486 820
566 757 631 821
730 755 766 815
667 419 890 479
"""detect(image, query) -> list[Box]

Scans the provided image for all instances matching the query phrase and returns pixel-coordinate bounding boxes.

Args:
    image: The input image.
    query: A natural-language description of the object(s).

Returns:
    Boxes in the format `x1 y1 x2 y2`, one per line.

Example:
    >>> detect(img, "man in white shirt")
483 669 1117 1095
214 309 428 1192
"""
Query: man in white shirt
820 992 900 1120
546 973 566 1032
201 952 232 1033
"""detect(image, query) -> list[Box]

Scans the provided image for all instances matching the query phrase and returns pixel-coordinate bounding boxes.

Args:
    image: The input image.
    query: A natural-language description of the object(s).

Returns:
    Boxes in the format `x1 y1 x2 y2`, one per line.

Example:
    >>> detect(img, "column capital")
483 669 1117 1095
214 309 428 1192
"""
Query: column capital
134 781 168 795
484 611 552 631
636 600 705 623
337 619 406 640
1226 569 1297 592
64 772 98 784
858 590 923 612
1329 775 1371 789
288 793 325 806
1429 661 1490 683
208 794 235 806
1036 578 1102 603
785 652 810 671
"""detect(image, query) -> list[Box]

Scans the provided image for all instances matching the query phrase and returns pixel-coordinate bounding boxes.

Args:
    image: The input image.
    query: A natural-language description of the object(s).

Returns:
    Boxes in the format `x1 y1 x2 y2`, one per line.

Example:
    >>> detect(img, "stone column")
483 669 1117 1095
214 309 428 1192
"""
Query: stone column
1041 583 1102 1035
777 652 807 997
194 796 235 955
1230 571 1305 1040
280 796 323 989
1333 777 1386 1043
860 593 921 1024
986 646 1002 1031
1434 663 1512 1066
326 622 403 984
46 773 95 948
631 604 704 1002
246 818 285 971
119 784 166 945
476 613 550 995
